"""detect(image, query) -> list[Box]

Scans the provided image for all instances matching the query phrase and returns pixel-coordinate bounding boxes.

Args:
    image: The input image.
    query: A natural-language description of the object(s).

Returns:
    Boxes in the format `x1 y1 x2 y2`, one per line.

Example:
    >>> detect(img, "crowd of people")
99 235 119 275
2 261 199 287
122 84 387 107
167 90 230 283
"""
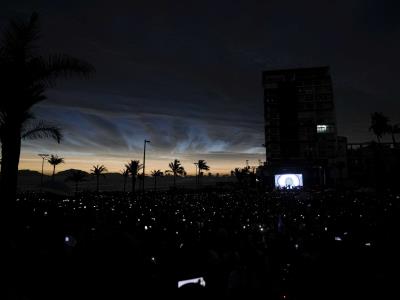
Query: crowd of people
6 187 400 299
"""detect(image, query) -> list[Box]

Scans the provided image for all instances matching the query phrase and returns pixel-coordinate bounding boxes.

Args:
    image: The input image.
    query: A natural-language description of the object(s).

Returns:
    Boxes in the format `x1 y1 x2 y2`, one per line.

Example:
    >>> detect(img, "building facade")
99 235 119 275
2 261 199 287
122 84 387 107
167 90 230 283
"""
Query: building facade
262 66 344 186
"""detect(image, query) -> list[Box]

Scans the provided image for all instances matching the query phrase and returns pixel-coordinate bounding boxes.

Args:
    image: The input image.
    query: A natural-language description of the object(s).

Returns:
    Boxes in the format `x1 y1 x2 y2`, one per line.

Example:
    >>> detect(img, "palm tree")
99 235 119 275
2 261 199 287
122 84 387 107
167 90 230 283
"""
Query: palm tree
0 13 94 208
151 170 163 191
168 159 185 187
48 155 64 181
66 170 86 194
121 168 129 193
369 112 390 143
91 164 107 193
197 159 210 185
125 160 142 195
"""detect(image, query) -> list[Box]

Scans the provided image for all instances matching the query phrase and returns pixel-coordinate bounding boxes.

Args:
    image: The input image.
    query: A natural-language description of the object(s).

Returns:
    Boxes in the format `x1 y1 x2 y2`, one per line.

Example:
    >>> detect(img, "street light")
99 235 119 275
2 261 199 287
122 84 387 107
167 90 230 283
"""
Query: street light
262 144 269 165
38 154 49 192
142 139 151 192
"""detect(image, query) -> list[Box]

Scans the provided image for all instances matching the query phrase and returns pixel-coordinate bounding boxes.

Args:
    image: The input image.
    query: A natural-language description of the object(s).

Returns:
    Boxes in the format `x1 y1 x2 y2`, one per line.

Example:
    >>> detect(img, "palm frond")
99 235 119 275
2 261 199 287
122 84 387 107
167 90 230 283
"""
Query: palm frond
198 159 210 171
21 120 62 143
168 159 185 176
151 170 163 177
0 12 40 59
91 164 107 175
48 154 64 166
121 168 130 177
31 54 95 87
125 160 143 176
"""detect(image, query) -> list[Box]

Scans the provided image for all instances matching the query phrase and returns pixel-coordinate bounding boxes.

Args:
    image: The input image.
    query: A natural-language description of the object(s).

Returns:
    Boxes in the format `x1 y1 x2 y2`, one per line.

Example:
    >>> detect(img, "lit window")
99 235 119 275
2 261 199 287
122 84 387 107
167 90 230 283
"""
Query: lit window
317 124 331 133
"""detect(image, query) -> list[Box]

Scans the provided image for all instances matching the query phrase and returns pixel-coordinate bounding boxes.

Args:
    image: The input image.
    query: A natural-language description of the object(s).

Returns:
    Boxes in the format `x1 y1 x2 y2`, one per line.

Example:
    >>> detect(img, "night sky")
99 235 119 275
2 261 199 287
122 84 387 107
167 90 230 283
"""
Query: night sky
1 0 400 173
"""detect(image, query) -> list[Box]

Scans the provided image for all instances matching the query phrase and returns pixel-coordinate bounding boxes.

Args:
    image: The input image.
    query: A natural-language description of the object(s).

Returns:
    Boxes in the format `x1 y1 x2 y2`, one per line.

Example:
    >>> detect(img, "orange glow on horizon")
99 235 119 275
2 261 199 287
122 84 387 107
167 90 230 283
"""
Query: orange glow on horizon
19 151 265 175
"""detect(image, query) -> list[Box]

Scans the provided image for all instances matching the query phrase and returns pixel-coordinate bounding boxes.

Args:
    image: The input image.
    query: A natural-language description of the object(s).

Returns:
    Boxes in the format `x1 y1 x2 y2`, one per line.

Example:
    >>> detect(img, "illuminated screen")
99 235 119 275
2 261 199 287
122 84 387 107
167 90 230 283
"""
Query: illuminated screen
274 174 303 188
178 277 206 288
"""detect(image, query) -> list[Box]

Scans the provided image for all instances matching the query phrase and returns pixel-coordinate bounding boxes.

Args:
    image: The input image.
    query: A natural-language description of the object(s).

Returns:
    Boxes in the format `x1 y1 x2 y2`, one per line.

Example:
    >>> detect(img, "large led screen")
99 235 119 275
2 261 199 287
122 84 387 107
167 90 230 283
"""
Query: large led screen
274 174 303 188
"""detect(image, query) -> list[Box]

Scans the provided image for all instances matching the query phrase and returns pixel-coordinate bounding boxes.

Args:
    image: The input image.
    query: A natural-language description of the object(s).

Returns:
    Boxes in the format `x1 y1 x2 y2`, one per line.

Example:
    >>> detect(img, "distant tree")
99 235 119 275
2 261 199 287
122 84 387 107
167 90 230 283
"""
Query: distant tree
208 172 212 177
0 12 94 212
151 169 163 191
369 112 390 143
48 155 64 181
234 167 250 184
216 173 220 177
66 170 86 194
121 168 129 193
125 160 142 195
168 159 185 187
197 160 210 185
91 164 107 193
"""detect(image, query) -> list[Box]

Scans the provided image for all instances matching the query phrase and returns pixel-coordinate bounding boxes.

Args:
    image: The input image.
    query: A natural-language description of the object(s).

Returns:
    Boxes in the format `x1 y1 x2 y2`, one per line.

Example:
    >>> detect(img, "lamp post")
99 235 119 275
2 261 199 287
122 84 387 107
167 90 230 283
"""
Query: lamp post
142 140 151 192
194 162 198 186
38 154 49 192
262 143 268 165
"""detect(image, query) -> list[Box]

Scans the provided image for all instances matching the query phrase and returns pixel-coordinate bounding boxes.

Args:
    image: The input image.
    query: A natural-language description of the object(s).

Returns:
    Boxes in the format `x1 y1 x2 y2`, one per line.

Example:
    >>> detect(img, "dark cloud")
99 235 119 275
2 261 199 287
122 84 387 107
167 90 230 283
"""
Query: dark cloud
1 0 399 170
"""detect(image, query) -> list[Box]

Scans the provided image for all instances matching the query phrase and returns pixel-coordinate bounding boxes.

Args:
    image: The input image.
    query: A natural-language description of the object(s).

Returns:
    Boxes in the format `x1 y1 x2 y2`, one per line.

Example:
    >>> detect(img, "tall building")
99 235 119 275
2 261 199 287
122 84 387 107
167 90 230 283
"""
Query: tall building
262 66 344 186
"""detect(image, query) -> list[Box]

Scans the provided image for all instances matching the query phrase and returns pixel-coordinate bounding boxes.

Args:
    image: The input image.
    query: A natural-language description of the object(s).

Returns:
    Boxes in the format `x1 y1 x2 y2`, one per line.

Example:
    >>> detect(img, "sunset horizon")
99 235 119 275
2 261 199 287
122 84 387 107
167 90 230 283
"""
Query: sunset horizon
18 150 265 175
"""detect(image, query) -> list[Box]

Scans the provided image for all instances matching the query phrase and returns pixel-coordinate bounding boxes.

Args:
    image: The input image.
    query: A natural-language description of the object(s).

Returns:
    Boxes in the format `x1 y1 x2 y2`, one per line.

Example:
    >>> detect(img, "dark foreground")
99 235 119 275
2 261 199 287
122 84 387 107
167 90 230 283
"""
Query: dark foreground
6 188 400 299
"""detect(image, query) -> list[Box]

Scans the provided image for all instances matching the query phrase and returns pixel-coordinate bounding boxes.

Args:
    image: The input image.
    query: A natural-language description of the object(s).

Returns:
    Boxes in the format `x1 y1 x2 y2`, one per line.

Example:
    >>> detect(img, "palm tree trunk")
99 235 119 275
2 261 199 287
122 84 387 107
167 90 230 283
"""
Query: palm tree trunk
198 169 201 186
173 173 176 187
123 178 127 193
96 176 99 193
0 125 21 219
132 176 136 195
52 165 56 181
154 177 157 191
